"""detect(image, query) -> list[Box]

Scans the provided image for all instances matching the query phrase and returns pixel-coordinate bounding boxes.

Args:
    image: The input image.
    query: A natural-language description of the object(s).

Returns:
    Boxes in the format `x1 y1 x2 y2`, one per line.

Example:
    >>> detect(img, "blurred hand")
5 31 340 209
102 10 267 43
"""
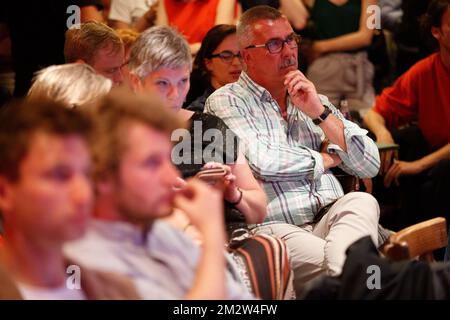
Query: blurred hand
201 162 241 204
173 179 223 233
172 177 187 190
383 159 425 187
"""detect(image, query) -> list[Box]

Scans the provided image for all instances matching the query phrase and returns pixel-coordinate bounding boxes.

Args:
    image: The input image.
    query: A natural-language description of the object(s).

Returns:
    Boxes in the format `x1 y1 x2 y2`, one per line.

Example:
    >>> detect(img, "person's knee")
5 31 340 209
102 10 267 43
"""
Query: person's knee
356 191 378 206
343 191 378 206
342 192 380 220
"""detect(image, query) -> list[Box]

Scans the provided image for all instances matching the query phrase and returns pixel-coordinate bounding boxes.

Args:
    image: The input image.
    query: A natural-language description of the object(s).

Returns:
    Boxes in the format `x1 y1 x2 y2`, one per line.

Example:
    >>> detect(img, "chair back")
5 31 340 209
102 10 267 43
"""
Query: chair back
382 217 448 262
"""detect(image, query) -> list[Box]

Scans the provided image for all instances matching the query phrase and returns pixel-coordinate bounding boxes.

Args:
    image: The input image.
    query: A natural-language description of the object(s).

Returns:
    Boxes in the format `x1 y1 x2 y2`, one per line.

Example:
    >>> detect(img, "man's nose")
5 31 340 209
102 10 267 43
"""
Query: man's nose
71 175 93 207
167 85 179 99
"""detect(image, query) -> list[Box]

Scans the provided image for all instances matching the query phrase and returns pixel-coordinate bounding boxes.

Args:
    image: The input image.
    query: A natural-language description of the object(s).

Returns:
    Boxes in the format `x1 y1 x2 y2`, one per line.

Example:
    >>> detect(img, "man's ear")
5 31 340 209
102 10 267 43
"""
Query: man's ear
431 26 442 43
129 72 142 93
0 176 13 213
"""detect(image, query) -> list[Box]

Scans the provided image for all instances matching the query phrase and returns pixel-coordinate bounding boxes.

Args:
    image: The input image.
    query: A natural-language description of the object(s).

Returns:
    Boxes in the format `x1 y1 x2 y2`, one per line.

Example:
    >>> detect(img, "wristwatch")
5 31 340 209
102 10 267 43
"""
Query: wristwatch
312 105 332 125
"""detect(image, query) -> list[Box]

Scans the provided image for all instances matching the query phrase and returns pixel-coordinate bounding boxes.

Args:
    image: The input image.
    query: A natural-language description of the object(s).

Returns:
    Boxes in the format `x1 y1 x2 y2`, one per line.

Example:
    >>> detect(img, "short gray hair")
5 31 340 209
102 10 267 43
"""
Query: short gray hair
128 26 192 80
237 5 283 49
28 63 112 108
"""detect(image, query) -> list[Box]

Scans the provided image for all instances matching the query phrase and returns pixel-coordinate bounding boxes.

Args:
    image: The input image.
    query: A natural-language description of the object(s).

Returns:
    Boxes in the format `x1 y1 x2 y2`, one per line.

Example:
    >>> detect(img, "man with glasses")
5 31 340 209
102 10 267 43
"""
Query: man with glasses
205 5 381 295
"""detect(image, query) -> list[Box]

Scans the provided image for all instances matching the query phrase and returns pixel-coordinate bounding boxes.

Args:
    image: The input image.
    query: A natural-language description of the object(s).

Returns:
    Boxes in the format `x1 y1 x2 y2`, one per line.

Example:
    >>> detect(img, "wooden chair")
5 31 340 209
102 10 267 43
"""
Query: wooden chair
382 217 448 262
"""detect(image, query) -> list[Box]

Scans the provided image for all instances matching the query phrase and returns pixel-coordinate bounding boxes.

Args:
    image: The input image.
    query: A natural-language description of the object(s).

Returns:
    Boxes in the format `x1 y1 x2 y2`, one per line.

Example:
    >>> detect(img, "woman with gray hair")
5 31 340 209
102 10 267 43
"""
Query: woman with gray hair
128 25 193 113
28 63 113 109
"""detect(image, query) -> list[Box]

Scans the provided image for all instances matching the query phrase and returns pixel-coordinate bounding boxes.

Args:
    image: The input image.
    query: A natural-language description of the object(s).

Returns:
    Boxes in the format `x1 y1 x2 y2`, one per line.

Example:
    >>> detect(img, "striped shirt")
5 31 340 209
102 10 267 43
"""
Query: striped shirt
205 72 380 226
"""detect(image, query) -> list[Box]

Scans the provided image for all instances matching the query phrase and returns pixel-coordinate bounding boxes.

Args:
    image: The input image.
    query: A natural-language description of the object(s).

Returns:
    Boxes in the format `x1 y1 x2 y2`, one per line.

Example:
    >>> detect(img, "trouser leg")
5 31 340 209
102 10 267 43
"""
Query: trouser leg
252 223 326 295
313 192 380 276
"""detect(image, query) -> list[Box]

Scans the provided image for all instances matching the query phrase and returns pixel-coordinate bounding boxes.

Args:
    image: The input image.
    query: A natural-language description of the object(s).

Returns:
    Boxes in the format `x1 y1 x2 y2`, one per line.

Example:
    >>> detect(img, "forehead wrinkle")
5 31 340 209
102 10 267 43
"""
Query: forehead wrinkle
254 19 276 31
251 19 292 41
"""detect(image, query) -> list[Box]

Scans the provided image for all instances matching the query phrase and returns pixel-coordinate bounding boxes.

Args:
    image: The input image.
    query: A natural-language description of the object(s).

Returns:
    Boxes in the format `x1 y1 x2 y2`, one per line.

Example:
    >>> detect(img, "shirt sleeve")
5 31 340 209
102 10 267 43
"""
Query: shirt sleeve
205 90 325 183
373 66 419 129
320 96 380 178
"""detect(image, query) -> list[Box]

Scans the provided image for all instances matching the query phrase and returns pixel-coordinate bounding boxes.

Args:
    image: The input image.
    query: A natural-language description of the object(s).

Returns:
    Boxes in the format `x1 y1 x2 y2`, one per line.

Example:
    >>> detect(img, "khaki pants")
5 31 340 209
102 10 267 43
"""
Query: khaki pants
252 192 380 295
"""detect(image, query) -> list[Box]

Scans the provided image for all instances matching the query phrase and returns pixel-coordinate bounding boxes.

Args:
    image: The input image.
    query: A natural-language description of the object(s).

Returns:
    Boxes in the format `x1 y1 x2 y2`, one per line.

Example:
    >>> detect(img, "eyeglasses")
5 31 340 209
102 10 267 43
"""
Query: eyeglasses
245 33 300 54
210 50 241 63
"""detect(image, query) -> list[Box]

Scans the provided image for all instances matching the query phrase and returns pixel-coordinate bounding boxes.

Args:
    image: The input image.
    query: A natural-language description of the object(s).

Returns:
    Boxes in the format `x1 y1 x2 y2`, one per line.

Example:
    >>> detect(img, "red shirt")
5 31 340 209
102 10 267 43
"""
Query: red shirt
374 53 450 151
164 0 221 44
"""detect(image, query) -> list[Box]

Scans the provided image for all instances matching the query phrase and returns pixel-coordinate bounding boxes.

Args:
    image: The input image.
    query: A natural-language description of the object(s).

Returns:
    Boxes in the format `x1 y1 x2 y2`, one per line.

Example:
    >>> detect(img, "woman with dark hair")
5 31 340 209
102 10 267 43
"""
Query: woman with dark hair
186 24 243 112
